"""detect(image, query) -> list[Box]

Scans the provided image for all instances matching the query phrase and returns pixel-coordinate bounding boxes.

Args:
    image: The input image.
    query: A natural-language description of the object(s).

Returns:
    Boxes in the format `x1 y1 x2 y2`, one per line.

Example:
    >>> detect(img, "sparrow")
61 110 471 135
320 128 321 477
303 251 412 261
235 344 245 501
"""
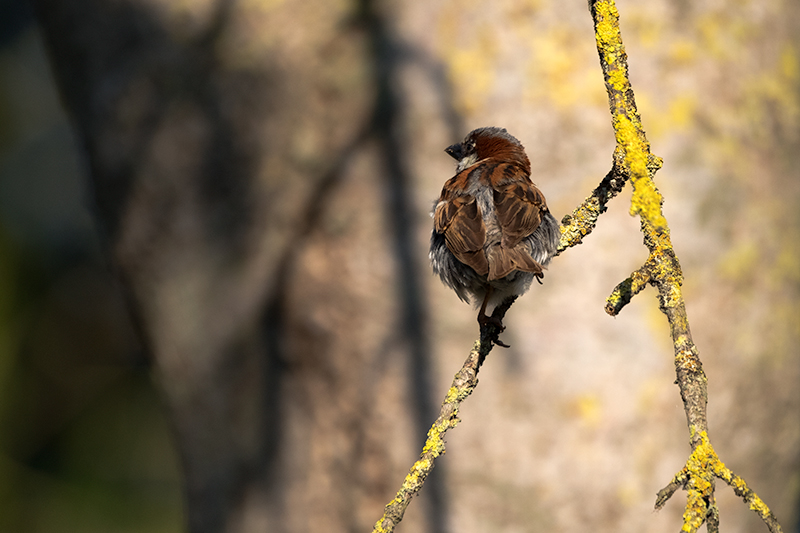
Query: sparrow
430 127 560 342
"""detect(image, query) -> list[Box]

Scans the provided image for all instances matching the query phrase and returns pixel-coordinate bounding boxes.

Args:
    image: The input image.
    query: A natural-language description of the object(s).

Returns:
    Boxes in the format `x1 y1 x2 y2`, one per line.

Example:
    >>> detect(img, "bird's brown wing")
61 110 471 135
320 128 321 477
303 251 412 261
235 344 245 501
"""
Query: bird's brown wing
491 164 547 249
485 164 548 280
434 177 489 276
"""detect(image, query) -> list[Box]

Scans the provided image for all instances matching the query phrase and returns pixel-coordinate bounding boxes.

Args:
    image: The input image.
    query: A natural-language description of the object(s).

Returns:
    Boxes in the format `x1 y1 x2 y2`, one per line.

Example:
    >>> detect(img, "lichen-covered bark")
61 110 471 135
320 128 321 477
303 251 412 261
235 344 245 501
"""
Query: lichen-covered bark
590 1 782 531
371 299 513 533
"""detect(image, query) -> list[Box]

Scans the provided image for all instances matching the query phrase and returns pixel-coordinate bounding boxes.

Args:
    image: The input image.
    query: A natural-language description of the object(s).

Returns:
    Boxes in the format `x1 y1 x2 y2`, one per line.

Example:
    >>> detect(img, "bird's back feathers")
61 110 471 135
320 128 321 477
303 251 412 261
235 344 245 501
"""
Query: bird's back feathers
433 159 549 282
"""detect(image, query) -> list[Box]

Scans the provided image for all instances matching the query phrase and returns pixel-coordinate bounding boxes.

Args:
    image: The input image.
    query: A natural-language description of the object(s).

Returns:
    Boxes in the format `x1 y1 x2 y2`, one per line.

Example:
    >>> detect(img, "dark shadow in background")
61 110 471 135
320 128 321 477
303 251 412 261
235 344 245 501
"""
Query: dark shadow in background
0 2 183 532
31 0 282 530
356 0 461 530
0 0 33 47
22 0 469 530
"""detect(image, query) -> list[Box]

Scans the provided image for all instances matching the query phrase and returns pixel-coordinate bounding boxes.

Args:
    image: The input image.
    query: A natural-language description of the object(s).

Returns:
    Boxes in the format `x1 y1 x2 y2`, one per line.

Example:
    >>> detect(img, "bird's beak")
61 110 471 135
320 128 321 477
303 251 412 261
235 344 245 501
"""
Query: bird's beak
445 143 463 161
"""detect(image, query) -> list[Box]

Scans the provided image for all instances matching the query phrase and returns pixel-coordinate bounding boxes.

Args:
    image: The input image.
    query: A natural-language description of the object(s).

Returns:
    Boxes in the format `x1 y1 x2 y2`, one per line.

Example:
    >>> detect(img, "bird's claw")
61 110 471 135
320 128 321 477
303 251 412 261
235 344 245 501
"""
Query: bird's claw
492 337 510 348
479 314 510 348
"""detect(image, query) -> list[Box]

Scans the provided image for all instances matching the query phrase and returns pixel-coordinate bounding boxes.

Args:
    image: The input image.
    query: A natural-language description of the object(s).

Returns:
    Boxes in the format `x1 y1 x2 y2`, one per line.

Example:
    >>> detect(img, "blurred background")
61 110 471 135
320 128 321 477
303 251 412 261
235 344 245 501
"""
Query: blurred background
0 0 798 532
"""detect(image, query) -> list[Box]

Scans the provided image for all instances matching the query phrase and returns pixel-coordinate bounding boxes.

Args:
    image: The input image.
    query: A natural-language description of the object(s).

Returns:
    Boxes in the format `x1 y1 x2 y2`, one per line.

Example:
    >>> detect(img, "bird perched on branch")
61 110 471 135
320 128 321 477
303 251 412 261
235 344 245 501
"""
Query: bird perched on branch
430 127 559 344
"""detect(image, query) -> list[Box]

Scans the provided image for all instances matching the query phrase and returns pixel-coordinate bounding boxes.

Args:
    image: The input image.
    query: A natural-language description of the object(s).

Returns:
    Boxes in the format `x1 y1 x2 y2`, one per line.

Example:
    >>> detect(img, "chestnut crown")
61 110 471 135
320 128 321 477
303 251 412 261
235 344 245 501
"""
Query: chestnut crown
445 127 530 173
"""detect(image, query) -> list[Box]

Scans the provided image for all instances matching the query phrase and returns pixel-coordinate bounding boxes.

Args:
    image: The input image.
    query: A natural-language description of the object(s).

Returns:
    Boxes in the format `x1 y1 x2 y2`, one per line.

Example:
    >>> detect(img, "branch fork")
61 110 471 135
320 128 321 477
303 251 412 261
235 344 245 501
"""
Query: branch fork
655 431 782 533
590 1 782 530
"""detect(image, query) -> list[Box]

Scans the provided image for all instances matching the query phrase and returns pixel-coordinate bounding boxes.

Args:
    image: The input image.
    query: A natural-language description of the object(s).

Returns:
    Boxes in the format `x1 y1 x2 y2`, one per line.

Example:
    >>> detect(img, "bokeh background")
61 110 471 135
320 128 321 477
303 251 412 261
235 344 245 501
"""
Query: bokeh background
0 0 798 532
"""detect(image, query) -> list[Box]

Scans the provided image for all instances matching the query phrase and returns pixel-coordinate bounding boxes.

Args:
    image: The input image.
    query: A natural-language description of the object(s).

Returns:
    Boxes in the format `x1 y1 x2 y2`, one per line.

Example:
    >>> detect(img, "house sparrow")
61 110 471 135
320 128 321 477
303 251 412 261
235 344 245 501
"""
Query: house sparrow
430 127 559 342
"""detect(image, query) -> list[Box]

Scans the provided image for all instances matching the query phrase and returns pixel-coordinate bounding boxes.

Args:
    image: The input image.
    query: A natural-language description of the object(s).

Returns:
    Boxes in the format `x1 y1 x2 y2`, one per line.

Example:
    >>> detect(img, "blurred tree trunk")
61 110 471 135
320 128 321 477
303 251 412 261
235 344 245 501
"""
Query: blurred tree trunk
32 1 438 531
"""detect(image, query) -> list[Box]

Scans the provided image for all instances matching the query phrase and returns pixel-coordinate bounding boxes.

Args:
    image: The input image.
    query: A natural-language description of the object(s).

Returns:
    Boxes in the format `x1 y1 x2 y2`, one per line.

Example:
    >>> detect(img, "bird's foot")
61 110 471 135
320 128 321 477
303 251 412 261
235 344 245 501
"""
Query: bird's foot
478 313 510 348
534 272 544 285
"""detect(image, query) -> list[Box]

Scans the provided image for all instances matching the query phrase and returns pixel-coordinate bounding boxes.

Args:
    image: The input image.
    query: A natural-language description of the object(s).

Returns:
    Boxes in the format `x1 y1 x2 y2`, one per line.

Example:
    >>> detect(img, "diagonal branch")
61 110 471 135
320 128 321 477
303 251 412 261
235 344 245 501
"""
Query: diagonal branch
713 454 784 532
371 299 514 533
556 167 627 253
604 262 650 316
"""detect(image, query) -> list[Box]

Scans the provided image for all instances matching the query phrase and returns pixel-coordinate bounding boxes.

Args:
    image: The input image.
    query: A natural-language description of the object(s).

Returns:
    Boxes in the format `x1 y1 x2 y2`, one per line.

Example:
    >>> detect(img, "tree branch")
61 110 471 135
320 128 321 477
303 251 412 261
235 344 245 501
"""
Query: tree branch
556 167 627 254
589 0 782 531
371 299 514 533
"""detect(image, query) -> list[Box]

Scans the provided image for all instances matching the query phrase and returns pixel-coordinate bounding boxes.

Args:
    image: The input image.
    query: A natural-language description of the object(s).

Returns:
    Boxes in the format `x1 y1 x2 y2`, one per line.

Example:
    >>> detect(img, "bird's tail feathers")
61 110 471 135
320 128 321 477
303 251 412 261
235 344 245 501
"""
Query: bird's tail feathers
486 245 544 281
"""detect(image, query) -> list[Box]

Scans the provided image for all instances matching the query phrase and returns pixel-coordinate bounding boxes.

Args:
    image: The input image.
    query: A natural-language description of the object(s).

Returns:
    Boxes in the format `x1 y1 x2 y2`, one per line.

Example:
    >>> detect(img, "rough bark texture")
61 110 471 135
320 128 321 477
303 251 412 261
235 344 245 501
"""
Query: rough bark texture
590 1 781 531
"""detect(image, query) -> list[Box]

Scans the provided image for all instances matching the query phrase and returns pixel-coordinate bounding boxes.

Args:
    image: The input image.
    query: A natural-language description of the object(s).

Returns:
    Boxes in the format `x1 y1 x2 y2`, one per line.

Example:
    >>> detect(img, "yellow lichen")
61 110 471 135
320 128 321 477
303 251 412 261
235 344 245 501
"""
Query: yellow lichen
421 432 442 456
557 195 605 251
611 114 666 228
675 431 718 530
748 493 770 515
594 1 621 50
444 386 462 404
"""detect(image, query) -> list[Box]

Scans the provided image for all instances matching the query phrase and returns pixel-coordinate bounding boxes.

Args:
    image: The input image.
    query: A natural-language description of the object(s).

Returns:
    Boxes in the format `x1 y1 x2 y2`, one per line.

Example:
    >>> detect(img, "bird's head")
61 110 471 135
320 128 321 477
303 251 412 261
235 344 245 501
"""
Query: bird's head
445 127 530 173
